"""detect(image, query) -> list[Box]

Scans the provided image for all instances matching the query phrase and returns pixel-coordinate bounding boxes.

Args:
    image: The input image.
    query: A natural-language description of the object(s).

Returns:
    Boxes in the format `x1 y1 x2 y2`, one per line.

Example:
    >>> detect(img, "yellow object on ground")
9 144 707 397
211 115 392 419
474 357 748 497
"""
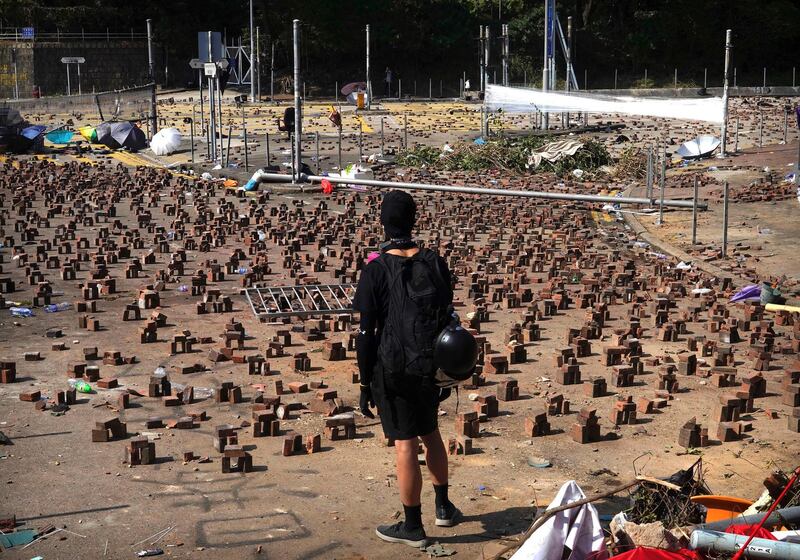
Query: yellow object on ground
765 303 800 313
223 179 239 188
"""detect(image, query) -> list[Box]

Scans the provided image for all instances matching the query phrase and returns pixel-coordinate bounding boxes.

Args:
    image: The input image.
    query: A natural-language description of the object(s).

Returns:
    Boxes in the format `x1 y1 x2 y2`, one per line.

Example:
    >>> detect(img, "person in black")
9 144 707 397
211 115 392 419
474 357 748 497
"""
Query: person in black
354 190 460 548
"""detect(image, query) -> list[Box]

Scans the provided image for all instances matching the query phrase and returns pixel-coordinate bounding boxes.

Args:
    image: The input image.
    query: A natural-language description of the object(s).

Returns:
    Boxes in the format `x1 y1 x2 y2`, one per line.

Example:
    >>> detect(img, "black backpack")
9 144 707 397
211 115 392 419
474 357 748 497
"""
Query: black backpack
376 248 451 380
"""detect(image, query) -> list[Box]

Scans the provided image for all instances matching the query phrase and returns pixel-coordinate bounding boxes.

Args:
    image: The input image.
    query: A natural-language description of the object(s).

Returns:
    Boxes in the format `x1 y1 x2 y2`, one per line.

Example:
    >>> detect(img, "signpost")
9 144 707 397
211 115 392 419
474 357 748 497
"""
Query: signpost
21 27 34 40
189 58 205 148
60 56 86 96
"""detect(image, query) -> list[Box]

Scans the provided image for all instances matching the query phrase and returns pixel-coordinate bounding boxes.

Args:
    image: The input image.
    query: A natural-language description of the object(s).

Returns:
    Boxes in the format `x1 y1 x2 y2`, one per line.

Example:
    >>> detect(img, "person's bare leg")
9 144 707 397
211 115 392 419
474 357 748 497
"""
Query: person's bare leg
420 429 448 485
421 428 459 526
395 438 422 506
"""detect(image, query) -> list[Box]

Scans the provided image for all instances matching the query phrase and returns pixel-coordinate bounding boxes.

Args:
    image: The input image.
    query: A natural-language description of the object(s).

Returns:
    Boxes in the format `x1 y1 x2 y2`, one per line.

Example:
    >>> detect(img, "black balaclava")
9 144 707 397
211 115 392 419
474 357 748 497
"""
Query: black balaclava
380 190 416 242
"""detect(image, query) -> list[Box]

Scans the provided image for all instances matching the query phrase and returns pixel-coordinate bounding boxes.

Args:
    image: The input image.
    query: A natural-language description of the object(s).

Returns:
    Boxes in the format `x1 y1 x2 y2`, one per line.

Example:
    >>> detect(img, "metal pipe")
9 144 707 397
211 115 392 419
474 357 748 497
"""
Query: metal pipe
265 131 270 166
270 41 275 101
720 29 732 157
225 124 232 167
784 106 788 144
256 26 260 100
659 146 666 223
207 31 217 163
484 26 491 91
645 147 653 202
315 132 320 173
365 24 371 110
243 126 249 171
293 19 302 184
403 113 408 149
691 175 698 244
216 67 223 162
337 127 342 169
697 506 800 532
147 19 157 140
380 117 385 155
759 107 763 148
722 180 729 257
249 0 255 101
358 127 363 162
565 16 572 127
542 0 549 130
734 116 739 152
190 110 195 164
479 26 485 93
253 172 706 208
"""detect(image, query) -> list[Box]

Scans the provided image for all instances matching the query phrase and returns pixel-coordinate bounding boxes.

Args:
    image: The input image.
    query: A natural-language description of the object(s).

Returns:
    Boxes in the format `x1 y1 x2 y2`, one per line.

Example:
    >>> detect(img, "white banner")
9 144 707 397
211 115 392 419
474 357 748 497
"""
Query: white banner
485 84 724 124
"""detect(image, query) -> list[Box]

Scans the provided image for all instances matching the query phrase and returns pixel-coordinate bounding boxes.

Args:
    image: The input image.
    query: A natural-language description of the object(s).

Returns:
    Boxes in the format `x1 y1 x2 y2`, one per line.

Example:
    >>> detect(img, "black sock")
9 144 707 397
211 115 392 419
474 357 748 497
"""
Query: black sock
434 484 450 509
403 504 422 530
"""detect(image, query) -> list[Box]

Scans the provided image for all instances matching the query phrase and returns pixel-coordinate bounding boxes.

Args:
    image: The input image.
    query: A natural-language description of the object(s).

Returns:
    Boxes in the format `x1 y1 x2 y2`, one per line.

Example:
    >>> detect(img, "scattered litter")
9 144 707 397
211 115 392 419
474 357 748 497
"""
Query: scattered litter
527 456 551 468
425 542 456 557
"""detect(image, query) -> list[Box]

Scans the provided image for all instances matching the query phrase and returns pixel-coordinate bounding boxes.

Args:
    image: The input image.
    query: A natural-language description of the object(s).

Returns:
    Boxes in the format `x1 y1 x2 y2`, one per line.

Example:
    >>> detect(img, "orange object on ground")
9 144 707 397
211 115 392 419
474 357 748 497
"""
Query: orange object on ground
689 495 753 522
223 179 239 188
321 178 334 194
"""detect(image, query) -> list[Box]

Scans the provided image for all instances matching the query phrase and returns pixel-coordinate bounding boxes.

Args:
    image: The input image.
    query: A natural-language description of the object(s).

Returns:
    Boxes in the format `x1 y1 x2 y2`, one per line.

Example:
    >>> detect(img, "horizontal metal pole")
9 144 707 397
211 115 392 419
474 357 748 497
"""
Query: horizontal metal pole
254 172 706 209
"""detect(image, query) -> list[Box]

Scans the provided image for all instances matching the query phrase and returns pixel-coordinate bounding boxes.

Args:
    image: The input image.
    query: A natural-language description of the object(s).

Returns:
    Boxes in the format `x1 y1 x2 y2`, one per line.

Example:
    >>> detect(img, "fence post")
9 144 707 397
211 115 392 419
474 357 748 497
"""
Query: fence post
315 132 320 173
265 131 270 166
691 175 698 245
403 113 408 149
722 181 729 257
380 116 384 155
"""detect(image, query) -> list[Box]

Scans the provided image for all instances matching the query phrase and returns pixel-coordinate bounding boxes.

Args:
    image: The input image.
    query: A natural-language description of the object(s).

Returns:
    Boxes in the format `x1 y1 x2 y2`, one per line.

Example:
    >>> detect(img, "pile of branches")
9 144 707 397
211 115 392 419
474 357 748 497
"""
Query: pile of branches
614 146 648 180
625 459 711 527
396 136 611 177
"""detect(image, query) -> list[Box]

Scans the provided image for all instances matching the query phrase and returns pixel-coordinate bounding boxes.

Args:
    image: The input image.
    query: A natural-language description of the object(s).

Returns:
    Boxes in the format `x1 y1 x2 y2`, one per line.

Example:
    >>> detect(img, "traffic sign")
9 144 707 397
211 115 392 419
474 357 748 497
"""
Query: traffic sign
189 58 204 69
216 58 230 70
204 62 217 77
21 27 34 39
61 57 85 64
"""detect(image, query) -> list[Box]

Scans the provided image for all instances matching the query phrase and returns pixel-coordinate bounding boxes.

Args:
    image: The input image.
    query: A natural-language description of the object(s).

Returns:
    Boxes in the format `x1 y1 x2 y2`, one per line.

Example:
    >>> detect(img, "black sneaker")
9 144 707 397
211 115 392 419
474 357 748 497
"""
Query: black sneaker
375 522 428 547
435 502 461 527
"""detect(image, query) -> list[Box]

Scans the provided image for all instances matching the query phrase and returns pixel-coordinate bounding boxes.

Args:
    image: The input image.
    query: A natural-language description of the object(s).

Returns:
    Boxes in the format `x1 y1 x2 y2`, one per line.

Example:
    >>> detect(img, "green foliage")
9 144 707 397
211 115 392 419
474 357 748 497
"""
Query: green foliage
396 136 610 177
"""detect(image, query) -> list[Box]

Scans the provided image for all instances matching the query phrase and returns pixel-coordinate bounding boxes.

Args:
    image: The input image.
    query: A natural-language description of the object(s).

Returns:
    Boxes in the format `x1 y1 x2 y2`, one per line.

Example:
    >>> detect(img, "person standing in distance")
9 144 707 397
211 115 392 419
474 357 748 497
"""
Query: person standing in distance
354 190 460 548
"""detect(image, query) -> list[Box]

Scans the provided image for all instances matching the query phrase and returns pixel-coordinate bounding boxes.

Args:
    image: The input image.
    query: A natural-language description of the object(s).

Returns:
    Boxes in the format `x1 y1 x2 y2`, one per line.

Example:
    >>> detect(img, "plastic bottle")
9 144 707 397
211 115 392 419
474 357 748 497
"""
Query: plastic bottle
68 379 93 393
44 302 71 313
10 307 34 318
153 366 167 378
177 284 189 292
236 266 248 274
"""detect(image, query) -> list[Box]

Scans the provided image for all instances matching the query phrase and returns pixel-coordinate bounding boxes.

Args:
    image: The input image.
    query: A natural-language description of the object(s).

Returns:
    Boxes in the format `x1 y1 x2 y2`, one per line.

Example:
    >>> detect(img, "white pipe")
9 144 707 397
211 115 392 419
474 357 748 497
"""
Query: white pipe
691 529 800 559
246 171 707 209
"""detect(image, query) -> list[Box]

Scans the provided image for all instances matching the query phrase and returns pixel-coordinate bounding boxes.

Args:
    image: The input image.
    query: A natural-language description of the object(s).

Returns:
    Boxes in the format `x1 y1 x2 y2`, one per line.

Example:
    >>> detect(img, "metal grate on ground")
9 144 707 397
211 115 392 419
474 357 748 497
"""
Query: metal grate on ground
244 283 357 321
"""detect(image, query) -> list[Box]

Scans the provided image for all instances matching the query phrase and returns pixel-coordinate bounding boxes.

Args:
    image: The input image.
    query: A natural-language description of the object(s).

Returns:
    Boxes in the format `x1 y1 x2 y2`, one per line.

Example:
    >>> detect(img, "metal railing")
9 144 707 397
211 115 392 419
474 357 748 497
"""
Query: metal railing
0 28 148 42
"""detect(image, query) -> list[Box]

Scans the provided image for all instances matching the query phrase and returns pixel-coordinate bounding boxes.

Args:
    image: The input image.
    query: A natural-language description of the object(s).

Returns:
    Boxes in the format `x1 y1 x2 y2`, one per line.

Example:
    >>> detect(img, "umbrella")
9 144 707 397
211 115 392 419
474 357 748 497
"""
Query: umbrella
110 121 146 151
676 135 720 159
341 81 367 96
78 125 98 143
611 546 702 560
0 107 25 153
150 127 182 155
7 125 46 153
46 129 75 144
0 107 24 128
96 121 146 151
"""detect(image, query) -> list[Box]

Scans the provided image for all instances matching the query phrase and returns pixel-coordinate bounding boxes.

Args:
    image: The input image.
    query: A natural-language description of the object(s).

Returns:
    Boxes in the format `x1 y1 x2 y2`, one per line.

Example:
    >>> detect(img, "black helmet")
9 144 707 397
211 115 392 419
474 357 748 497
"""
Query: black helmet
433 320 478 388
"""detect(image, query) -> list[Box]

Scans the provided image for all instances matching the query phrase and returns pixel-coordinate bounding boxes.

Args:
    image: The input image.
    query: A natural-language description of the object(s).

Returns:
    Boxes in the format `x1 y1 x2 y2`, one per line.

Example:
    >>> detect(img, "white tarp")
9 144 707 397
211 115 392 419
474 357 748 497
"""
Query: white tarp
485 84 724 124
510 480 608 560
527 139 584 168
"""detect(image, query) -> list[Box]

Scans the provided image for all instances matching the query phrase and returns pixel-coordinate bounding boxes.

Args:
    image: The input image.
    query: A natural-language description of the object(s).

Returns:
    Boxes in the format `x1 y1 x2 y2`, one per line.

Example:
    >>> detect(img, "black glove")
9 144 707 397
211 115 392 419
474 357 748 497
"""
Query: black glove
438 387 452 403
359 385 375 419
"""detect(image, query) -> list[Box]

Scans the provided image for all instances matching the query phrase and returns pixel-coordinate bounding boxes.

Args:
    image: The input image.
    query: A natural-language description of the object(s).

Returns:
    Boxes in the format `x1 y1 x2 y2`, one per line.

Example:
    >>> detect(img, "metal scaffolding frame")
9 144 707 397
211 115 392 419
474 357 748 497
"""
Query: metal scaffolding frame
244 283 357 321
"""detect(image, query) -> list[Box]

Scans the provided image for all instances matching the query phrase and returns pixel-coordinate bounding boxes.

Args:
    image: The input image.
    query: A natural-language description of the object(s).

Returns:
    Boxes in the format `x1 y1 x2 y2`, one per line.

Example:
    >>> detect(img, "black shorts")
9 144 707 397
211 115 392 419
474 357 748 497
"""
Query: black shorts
372 365 440 441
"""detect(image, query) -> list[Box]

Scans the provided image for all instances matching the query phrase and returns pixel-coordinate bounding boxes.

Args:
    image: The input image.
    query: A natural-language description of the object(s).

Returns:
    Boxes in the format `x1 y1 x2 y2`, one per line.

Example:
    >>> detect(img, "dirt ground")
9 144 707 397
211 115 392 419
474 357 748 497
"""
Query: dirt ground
1 95 799 560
